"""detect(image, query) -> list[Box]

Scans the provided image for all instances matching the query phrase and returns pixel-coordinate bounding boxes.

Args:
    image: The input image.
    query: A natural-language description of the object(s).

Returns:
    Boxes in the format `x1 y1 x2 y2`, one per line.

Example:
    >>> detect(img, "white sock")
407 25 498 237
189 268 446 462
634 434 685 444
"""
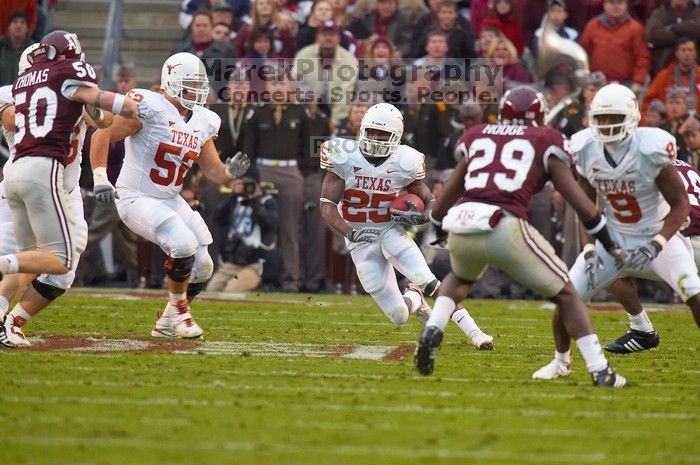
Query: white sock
451 308 478 334
8 303 32 326
402 289 422 313
0 295 9 315
575 334 608 373
165 292 187 316
628 310 654 333
426 296 455 330
0 255 19 275
555 350 571 367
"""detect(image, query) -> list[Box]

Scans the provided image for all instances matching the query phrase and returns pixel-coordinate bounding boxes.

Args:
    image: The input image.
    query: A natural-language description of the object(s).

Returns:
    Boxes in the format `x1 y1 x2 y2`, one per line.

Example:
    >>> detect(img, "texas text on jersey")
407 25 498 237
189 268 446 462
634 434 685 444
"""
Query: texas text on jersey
453 123 571 218
116 88 221 199
12 57 97 163
572 126 675 237
320 137 426 234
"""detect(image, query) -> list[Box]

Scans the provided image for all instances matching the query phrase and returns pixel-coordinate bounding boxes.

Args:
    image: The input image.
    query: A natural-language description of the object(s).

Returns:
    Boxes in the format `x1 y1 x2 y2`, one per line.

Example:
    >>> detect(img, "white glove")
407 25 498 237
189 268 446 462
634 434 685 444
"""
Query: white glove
225 151 250 179
93 167 119 204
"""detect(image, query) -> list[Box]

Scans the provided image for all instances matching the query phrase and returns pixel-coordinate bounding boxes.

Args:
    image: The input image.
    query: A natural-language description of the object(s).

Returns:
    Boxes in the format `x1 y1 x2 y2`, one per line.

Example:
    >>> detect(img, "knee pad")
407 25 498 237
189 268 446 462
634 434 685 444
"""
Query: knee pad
164 255 195 282
372 286 409 325
385 305 410 325
187 280 209 301
32 278 66 301
423 279 441 297
191 249 214 283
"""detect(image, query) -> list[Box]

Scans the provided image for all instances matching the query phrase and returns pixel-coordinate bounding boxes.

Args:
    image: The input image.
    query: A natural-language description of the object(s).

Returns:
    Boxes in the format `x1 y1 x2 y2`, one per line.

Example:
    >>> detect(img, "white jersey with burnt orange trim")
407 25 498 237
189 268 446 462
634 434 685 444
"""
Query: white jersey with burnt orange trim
320 138 426 232
571 127 676 237
116 88 221 200
0 84 85 193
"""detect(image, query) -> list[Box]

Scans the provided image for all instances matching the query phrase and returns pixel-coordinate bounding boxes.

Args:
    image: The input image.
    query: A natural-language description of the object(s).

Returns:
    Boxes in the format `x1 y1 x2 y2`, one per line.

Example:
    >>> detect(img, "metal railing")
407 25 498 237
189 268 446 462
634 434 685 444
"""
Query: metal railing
100 0 124 90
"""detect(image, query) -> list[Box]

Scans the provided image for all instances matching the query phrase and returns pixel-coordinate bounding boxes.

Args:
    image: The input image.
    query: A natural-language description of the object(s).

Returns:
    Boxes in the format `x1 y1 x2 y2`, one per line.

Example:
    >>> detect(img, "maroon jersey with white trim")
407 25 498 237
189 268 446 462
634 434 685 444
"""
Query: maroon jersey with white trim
672 159 700 237
455 123 571 219
12 58 97 163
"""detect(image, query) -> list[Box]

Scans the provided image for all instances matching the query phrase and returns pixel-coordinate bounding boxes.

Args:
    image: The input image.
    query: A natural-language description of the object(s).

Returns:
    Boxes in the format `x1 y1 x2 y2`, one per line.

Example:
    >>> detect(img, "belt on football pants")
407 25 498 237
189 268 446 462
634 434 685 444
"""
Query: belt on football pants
256 158 298 167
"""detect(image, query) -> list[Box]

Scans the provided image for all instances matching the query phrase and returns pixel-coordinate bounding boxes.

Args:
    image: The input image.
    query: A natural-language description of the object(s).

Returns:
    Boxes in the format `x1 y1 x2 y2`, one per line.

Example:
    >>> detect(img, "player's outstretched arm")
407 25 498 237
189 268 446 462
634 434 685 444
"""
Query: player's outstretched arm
431 159 467 222
82 106 114 129
70 86 138 119
90 115 142 203
656 164 690 241
320 172 353 238
197 139 250 184
1 105 15 132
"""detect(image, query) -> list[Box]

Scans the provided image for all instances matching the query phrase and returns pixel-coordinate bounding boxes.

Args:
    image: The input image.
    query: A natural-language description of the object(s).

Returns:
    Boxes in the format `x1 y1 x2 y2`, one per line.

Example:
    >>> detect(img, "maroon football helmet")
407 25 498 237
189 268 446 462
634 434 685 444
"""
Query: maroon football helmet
33 30 84 62
498 86 548 126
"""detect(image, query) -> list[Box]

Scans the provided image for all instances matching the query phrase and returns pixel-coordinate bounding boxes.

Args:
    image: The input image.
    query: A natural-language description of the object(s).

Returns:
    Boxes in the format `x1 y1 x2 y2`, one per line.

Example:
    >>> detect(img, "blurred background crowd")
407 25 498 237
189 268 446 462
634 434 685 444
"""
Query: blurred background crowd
1 0 699 301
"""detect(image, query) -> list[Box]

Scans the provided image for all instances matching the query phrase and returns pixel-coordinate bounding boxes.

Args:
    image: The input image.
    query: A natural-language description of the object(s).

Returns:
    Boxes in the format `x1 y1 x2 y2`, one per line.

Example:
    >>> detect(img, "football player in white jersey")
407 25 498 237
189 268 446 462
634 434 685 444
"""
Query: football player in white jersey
319 103 493 349
533 83 700 380
90 52 250 339
0 44 113 347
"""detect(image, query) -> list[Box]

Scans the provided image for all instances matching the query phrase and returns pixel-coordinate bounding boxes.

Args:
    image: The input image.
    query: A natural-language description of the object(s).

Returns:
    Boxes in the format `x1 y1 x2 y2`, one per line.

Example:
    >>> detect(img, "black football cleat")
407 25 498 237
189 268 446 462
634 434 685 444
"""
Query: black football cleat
414 325 443 376
591 366 628 388
605 329 659 354
0 319 14 349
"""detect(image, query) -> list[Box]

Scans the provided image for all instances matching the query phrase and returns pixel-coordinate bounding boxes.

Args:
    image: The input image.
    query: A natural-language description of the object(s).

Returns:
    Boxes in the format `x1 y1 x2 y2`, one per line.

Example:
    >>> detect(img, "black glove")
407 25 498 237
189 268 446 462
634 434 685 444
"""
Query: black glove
346 227 381 243
390 201 428 226
627 236 664 270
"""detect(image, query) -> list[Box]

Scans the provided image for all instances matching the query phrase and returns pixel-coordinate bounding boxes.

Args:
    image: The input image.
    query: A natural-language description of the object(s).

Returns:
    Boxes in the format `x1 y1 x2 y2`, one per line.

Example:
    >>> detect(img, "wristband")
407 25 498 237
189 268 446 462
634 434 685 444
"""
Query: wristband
111 93 125 114
428 211 442 227
92 167 109 184
583 243 596 255
583 213 606 235
652 234 667 249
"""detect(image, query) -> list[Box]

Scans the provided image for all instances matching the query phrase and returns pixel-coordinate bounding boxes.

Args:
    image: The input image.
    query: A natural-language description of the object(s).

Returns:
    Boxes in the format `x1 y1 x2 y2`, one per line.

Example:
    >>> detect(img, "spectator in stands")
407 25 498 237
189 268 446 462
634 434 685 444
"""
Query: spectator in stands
481 0 524 57
234 0 296 58
469 0 526 35
646 0 700 78
486 36 531 88
213 22 232 41
414 0 473 41
642 37 700 118
350 0 428 26
477 25 501 57
296 0 356 53
114 63 137 94
246 77 309 292
208 165 279 292
359 36 404 104
0 1 36 36
334 102 369 137
174 9 236 95
580 0 650 94
680 115 700 166
294 20 358 126
179 0 251 30
330 0 353 28
550 71 607 137
211 1 241 33
348 0 413 57
532 0 579 58
0 10 34 86
643 98 668 127
444 104 482 168
410 0 475 59
661 86 692 161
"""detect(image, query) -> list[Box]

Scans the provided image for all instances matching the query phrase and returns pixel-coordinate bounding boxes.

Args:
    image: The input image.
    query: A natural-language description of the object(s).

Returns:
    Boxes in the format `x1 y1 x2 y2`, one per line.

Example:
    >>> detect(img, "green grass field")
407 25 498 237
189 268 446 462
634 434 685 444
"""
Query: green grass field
1 289 698 465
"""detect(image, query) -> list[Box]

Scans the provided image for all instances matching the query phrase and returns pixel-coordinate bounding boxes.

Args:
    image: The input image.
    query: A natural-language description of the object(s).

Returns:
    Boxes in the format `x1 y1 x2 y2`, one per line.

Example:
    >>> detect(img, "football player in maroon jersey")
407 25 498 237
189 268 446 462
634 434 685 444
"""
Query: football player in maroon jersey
414 86 628 387
0 31 138 347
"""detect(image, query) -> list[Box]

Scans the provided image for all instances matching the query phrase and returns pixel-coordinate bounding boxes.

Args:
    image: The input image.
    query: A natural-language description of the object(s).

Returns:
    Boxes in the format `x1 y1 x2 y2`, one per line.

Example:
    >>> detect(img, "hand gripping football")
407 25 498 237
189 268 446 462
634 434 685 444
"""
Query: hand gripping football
390 193 425 213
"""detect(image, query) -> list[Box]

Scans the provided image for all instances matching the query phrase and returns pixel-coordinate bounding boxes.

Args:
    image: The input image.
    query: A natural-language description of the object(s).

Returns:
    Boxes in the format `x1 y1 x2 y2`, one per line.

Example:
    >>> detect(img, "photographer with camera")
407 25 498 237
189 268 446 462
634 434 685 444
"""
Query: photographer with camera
207 166 279 292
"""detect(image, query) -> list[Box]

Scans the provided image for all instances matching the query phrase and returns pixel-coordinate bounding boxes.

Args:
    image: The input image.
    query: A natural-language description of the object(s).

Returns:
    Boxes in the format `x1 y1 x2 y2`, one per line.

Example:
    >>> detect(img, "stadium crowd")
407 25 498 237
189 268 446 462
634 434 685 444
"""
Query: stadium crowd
1 0 699 300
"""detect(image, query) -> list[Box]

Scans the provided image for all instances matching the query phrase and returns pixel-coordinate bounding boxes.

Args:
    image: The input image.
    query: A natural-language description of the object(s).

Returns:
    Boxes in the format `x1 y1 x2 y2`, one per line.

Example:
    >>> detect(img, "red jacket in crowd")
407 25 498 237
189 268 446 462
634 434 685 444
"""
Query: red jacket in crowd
580 13 650 85
642 60 700 117
481 15 524 56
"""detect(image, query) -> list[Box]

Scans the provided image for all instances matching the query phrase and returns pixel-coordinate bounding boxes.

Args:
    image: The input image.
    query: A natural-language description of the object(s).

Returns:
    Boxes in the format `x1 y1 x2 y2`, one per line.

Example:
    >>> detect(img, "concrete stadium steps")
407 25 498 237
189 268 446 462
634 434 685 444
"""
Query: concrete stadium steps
53 0 181 86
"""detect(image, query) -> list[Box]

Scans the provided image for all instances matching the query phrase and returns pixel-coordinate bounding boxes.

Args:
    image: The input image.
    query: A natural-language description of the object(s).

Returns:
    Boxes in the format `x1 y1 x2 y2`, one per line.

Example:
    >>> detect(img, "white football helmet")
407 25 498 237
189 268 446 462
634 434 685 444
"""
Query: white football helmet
18 43 40 74
358 103 403 157
588 83 640 144
161 52 210 110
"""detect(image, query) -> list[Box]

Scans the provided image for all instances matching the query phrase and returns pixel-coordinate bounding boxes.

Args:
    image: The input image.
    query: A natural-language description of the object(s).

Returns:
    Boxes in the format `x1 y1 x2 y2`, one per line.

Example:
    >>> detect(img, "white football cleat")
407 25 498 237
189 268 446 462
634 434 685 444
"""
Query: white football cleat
173 310 204 339
151 311 176 338
468 329 494 350
3 314 30 347
405 283 431 325
532 359 572 380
